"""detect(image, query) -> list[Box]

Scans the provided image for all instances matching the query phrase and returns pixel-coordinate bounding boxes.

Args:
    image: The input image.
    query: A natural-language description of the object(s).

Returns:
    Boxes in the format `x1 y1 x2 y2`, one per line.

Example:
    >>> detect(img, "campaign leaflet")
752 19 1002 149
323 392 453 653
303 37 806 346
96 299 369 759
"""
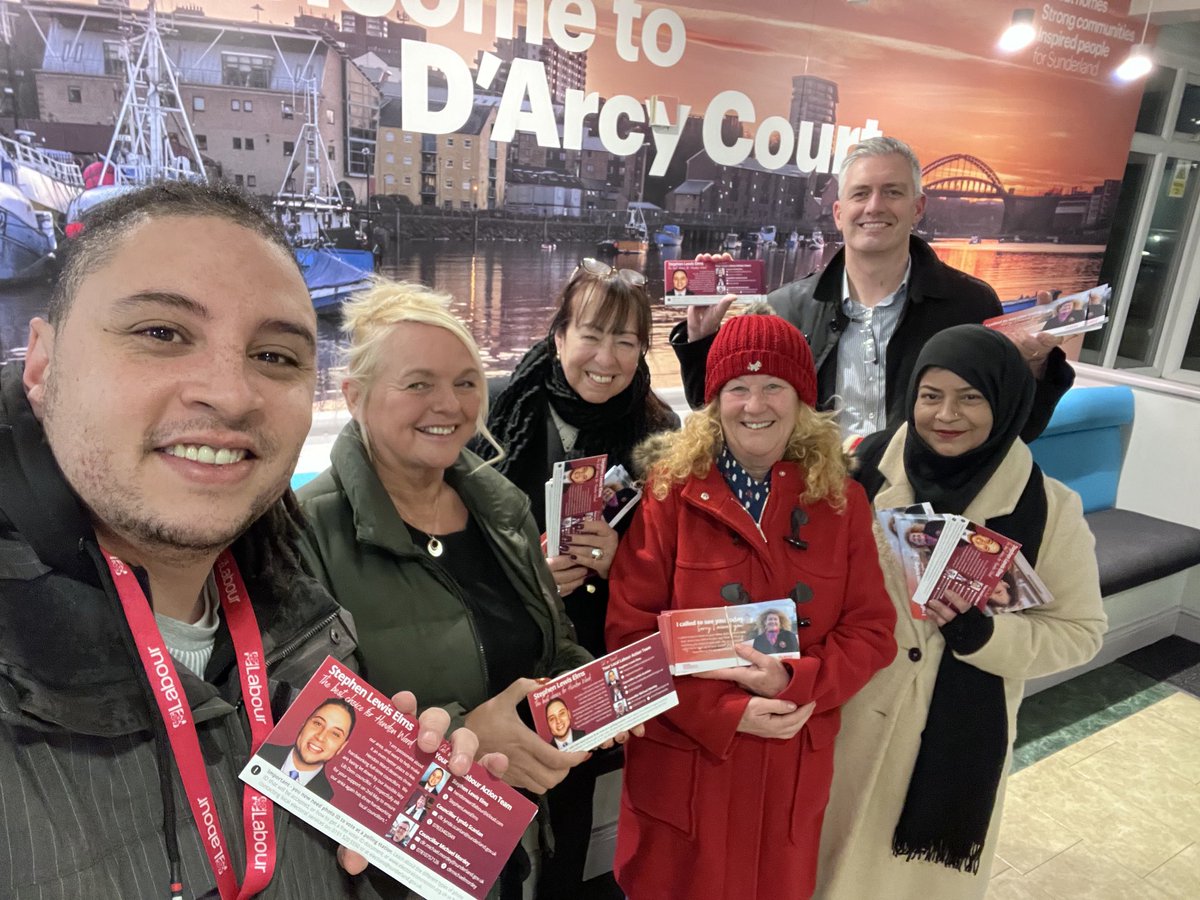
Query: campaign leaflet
984 283 1111 340
528 634 678 753
543 454 608 555
657 599 802 675
662 259 766 306
601 463 642 529
886 511 1021 619
239 657 535 900
986 550 1054 616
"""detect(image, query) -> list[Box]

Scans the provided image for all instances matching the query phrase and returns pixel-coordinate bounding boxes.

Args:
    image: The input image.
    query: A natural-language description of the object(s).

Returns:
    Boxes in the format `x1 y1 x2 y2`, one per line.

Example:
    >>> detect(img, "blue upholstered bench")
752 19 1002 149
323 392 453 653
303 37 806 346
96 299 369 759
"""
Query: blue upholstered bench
1029 386 1200 599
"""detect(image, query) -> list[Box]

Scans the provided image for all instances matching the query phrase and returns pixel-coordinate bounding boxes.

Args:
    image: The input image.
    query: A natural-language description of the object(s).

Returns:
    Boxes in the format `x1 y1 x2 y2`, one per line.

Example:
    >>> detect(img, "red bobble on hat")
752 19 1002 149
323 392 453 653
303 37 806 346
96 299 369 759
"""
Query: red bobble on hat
704 313 818 407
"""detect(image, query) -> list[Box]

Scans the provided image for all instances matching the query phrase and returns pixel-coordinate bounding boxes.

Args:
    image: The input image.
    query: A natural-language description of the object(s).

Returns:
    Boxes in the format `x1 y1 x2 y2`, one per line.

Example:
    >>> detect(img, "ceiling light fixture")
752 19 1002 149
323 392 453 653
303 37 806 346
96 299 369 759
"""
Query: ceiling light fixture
1115 2 1155 81
998 8 1037 52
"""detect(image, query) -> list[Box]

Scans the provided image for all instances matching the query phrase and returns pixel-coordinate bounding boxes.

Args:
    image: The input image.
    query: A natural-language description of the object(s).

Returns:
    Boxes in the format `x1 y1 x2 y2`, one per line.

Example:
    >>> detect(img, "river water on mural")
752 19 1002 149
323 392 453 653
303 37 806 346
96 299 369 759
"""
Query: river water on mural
0 238 1102 399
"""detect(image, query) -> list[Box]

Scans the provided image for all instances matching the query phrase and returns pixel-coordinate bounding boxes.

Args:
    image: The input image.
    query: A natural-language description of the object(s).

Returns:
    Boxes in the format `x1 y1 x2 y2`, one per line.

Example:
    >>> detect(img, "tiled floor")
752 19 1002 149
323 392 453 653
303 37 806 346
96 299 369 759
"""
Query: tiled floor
987 638 1200 899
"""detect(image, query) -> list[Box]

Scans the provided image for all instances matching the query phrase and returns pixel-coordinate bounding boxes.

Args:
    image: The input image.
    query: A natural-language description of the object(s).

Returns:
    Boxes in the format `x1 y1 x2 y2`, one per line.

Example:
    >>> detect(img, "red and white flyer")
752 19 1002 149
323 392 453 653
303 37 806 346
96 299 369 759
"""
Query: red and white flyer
662 259 766 306
543 453 608 555
984 283 1111 340
528 634 678 752
885 511 1022 618
657 599 802 675
239 657 536 900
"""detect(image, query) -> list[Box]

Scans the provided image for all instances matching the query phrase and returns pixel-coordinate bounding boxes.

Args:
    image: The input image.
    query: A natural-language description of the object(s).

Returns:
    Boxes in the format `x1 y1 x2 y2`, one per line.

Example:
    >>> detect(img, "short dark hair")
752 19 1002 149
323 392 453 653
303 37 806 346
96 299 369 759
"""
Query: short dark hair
308 698 357 739
545 696 569 714
49 180 298 327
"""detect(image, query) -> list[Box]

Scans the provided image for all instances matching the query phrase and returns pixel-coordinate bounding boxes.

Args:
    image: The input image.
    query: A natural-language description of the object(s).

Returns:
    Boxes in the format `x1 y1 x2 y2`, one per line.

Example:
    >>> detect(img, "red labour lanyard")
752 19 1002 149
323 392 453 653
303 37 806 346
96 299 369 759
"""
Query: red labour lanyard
105 548 278 900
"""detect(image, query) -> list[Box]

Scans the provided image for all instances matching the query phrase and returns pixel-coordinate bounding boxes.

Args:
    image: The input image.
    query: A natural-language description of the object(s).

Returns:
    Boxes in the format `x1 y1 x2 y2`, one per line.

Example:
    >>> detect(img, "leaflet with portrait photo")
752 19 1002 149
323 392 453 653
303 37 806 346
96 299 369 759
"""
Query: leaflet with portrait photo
601 463 642 529
883 511 1022 619
239 657 536 900
657 599 802 675
984 550 1054 616
984 283 1111 340
662 259 766 306
543 453 608 555
528 634 678 753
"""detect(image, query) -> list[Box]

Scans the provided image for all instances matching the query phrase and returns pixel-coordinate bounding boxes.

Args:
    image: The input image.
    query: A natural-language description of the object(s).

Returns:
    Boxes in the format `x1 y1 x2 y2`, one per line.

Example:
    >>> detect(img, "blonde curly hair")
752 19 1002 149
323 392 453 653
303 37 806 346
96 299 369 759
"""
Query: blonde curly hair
644 400 847 510
339 280 504 464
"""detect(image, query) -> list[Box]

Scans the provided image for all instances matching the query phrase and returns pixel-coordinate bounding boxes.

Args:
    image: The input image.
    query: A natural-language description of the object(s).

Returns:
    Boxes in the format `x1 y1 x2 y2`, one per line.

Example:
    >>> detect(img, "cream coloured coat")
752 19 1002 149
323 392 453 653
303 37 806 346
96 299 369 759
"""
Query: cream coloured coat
815 427 1107 899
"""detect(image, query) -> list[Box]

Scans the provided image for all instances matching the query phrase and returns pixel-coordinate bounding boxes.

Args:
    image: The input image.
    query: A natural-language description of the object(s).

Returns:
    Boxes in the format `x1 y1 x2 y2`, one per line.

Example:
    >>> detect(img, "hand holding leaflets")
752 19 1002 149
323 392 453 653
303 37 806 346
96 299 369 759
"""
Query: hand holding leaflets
663 258 766 307
984 283 1113 355
528 635 677 753
878 506 1052 619
658 599 803 675
463 678 589 795
240 658 533 900
543 457 641 592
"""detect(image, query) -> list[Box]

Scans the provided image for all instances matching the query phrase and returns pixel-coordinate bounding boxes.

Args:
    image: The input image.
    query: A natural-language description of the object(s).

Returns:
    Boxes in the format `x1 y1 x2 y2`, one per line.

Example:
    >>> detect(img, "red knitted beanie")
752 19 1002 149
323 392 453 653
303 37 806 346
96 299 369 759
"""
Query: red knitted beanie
704 313 818 406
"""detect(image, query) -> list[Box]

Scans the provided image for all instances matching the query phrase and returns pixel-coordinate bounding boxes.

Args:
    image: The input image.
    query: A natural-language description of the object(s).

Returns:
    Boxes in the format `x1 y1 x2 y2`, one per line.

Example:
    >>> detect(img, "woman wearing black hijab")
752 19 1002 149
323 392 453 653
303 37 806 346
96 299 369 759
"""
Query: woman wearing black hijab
815 325 1106 899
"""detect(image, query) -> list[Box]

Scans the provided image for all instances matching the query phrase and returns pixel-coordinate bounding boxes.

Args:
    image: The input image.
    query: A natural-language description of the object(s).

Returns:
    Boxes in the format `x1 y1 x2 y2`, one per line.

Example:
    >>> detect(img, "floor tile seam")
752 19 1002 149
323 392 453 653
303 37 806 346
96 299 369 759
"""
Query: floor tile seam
1018 838 1178 898
1143 840 1198 883
1009 787 1189 873
994 833 1083 878
1067 757 1200 825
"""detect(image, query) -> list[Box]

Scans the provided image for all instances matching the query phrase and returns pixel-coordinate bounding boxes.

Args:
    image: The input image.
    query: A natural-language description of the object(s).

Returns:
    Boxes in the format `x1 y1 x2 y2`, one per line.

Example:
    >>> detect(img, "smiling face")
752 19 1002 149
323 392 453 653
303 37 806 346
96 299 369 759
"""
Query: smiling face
672 269 689 292
970 534 1002 554
23 215 316 562
293 703 353 770
546 700 572 740
718 375 799 479
764 613 781 632
425 767 444 789
553 289 642 404
912 367 994 457
345 322 482 481
833 153 926 259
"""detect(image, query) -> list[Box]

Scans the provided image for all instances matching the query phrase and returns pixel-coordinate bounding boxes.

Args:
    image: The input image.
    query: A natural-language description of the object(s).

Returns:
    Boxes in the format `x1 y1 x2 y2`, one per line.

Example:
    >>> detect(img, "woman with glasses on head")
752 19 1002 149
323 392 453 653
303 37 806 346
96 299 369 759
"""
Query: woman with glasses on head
479 257 679 895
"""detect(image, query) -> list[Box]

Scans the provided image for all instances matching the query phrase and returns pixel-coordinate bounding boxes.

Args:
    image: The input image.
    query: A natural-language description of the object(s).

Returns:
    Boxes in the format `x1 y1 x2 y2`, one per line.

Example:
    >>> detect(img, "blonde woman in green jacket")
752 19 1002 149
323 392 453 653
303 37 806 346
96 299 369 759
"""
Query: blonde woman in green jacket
297 282 597 812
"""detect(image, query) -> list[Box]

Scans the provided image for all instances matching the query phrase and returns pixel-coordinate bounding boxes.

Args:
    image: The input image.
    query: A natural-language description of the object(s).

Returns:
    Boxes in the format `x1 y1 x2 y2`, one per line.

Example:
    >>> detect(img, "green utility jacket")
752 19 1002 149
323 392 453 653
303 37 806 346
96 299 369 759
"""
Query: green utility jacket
297 421 591 728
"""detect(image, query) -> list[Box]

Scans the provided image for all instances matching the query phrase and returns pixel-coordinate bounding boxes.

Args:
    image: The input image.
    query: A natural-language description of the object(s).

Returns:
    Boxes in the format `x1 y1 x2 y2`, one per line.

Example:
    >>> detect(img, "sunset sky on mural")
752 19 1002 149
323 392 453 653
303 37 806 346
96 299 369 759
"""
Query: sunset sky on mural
195 0 1147 193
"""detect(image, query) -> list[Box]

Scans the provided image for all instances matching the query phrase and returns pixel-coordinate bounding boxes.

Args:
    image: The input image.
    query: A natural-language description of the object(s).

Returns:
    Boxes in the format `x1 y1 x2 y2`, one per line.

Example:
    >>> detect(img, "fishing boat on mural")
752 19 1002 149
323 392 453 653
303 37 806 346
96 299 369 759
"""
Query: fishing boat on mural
0 182 58 284
598 206 649 256
275 76 373 307
654 223 682 247
62 2 205 238
0 132 84 282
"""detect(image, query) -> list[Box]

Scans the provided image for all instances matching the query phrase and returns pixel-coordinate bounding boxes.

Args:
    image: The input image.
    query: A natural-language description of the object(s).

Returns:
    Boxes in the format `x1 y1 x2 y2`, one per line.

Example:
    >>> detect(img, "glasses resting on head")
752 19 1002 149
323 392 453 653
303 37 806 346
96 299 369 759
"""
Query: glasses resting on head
575 257 647 287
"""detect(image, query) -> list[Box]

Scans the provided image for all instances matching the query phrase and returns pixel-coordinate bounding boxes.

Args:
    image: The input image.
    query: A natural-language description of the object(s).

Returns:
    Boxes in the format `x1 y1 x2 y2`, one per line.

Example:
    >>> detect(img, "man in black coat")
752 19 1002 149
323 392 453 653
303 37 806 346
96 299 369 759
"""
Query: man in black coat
257 698 357 802
671 136 1072 441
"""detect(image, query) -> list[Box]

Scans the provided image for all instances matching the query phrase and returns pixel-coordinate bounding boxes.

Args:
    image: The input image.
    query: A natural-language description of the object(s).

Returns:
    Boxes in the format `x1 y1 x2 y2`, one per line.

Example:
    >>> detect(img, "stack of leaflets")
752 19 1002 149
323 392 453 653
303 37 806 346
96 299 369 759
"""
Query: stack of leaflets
877 505 1051 618
657 598 802 675
984 283 1111 340
527 634 679 752
543 455 642 554
662 259 766 306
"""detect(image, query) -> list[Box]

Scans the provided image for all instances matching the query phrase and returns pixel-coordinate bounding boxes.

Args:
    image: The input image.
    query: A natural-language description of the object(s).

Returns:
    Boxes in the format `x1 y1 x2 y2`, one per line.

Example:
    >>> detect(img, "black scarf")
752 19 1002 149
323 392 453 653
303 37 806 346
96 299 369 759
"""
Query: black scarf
887 326 1046 873
480 337 672 529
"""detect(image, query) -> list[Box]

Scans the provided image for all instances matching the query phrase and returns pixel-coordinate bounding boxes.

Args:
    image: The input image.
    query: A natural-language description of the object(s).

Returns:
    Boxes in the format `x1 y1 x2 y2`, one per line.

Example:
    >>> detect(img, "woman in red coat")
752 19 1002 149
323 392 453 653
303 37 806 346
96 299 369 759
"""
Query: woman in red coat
606 310 897 899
